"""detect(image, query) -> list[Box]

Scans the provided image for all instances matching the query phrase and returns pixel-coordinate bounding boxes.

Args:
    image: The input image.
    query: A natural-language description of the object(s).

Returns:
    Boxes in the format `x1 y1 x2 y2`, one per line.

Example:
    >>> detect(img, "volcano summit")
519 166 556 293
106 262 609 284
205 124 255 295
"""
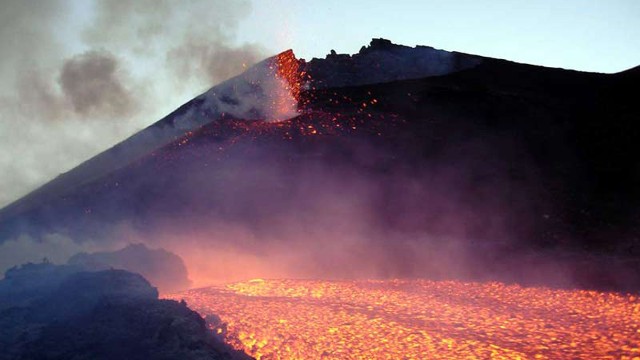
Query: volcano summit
0 39 639 290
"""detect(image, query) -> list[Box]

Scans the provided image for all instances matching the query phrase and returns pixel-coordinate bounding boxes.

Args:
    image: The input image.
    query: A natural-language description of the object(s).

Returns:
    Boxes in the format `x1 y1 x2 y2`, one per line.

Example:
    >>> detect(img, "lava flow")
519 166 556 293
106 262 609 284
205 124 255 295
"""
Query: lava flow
167 279 640 359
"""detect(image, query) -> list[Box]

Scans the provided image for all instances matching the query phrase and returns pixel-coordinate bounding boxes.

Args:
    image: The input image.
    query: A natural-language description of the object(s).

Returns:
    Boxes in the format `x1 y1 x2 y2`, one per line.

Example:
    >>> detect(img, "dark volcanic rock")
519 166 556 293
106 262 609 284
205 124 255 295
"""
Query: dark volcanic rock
19 300 247 360
68 243 192 293
303 38 482 88
0 264 250 360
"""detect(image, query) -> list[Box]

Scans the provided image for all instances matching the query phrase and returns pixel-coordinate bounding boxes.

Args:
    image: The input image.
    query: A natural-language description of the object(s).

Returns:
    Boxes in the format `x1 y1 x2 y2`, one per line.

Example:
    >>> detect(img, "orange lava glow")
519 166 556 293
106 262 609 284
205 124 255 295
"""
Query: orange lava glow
275 50 304 103
167 279 640 359
269 50 306 120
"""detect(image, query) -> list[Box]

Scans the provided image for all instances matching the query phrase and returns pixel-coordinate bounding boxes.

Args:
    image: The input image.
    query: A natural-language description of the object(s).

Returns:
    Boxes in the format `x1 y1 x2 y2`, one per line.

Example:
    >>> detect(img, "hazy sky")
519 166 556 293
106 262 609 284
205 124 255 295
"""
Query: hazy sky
0 0 638 208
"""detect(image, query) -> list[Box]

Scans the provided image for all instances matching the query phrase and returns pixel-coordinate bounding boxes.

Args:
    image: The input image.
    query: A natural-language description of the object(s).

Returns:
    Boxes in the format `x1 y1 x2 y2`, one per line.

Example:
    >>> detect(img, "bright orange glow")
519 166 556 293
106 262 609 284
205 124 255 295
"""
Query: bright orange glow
167 279 640 359
269 50 304 120
276 50 303 103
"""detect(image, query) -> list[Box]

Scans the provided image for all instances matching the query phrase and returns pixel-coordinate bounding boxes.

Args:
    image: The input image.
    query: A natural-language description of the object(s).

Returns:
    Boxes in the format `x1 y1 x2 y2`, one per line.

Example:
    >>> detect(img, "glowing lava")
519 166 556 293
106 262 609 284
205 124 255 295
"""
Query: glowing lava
268 50 306 120
167 279 640 360
275 50 305 104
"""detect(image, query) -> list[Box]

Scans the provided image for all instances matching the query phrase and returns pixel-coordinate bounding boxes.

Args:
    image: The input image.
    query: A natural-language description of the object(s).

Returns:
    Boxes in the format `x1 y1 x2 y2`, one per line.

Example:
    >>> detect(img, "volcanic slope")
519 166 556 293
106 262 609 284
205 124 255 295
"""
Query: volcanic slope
0 39 639 289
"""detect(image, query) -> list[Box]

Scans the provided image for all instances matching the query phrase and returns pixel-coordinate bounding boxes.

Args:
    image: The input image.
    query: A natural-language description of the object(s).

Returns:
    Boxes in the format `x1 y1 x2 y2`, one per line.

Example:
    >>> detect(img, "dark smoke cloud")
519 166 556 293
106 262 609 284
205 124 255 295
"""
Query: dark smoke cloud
59 50 137 117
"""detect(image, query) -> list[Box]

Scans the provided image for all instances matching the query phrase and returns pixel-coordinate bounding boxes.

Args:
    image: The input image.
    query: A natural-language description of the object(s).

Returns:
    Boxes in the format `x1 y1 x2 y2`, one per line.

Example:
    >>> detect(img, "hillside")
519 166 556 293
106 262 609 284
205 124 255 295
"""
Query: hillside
0 39 638 288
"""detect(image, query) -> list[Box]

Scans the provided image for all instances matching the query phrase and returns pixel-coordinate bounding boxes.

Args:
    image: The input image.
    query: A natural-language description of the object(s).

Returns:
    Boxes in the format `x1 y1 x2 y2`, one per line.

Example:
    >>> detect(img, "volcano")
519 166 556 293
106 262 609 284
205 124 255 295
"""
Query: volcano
1 39 639 290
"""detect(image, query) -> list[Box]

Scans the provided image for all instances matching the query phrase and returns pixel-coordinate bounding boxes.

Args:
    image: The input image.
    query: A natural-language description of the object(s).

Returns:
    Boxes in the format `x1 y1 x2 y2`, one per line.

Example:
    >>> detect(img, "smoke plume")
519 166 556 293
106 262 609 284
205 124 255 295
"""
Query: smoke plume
0 0 265 208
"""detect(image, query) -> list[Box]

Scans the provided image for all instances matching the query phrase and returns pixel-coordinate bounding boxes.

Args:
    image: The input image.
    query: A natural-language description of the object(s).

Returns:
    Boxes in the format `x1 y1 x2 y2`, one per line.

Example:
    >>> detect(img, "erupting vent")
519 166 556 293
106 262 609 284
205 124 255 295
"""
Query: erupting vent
267 49 307 120
168 279 640 359
275 50 305 103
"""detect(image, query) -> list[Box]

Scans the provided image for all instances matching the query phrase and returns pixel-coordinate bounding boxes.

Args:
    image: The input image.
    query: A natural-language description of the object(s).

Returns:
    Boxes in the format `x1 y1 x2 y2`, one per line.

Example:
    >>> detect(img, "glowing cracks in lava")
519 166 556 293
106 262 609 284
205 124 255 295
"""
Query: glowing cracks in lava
169 279 640 360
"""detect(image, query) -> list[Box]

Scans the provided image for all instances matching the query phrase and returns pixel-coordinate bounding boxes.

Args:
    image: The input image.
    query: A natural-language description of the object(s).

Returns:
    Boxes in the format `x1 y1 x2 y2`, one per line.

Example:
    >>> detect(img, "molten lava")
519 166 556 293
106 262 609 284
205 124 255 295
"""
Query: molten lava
275 50 304 103
269 50 306 120
168 279 640 359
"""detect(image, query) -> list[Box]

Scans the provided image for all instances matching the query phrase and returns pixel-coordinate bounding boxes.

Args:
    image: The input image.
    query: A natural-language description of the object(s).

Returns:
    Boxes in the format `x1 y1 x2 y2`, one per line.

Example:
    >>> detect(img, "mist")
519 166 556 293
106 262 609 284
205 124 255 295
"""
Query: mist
24 123 554 289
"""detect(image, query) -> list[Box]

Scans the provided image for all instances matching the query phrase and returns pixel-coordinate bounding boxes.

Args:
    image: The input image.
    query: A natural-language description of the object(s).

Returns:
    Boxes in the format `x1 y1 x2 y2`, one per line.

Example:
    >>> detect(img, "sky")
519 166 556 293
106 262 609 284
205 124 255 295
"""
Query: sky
0 0 638 208
240 0 640 73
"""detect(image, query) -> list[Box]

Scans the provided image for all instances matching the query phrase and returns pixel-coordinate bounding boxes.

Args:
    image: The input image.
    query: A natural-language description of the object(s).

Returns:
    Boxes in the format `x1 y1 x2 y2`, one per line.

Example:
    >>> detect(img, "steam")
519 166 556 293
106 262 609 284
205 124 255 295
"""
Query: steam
202 52 300 122
85 0 265 87
0 0 265 207
168 40 264 88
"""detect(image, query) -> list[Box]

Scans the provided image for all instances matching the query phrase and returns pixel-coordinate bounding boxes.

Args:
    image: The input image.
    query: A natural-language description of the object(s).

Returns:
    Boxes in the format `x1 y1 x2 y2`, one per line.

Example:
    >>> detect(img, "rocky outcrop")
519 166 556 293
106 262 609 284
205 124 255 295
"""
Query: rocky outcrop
0 262 82 310
0 263 250 360
302 38 482 88
68 243 192 294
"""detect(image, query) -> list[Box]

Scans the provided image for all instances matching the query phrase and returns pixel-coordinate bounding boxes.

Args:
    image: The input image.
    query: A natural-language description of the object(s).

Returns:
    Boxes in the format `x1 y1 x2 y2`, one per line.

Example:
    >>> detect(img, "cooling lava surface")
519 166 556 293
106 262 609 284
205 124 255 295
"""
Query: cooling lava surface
167 279 640 359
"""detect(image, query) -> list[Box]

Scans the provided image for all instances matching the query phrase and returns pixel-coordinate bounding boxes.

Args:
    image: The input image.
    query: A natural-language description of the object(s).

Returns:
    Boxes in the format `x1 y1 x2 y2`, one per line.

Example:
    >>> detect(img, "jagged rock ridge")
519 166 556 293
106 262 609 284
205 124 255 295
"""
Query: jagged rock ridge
303 38 482 88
